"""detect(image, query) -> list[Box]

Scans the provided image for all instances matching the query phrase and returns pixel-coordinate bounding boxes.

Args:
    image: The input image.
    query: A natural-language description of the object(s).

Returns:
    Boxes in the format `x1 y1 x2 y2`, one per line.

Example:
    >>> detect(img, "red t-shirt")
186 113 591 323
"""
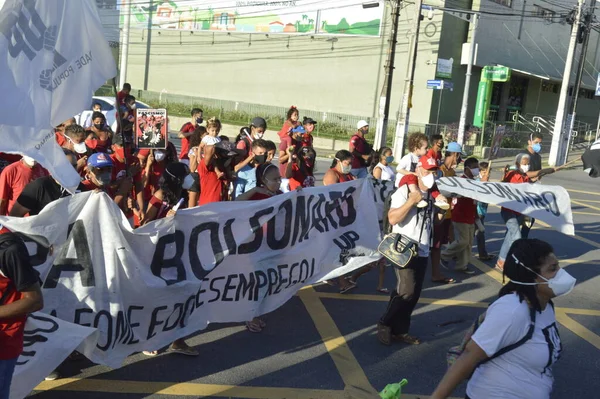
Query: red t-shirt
110 154 142 184
80 178 116 198
0 161 48 215
55 131 66 147
300 134 313 148
236 137 252 158
500 170 531 215
349 134 368 169
398 174 441 199
288 163 315 191
179 122 196 160
451 175 477 224
331 168 355 183
426 148 442 165
198 161 223 205
117 90 127 105
143 162 165 202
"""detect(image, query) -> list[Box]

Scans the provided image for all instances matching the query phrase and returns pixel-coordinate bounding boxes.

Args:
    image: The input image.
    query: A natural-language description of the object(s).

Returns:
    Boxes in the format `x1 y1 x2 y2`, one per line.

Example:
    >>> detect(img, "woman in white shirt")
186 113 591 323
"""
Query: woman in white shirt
432 238 575 399
371 147 396 182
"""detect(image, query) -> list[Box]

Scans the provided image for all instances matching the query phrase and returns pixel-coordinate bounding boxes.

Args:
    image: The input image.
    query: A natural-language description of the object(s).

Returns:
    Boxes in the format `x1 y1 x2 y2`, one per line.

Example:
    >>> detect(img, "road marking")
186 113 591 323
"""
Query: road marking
469 256 505 284
36 379 347 398
555 311 600 350
572 199 600 213
568 188 600 196
573 198 600 204
298 287 377 398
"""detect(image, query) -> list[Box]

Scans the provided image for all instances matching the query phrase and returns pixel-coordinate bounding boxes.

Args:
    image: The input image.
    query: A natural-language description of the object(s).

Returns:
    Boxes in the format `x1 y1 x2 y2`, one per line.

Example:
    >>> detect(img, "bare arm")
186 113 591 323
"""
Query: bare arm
9 201 30 217
143 190 162 225
235 153 254 172
323 169 339 186
279 150 290 164
388 191 421 226
189 149 198 173
203 145 215 166
431 340 488 399
0 198 8 216
372 166 382 180
0 282 43 319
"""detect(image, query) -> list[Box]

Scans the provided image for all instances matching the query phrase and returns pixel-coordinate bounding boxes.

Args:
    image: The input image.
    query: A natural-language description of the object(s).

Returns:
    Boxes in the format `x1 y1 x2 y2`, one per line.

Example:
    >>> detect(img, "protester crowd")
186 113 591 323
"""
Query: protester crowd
0 84 578 399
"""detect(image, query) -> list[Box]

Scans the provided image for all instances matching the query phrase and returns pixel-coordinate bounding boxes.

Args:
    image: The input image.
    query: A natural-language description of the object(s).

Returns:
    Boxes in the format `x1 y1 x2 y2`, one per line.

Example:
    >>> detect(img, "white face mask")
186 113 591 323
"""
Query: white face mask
520 164 530 173
182 174 194 190
340 163 352 174
154 150 166 162
255 132 264 139
509 255 576 297
420 171 435 189
68 137 88 154
22 156 36 167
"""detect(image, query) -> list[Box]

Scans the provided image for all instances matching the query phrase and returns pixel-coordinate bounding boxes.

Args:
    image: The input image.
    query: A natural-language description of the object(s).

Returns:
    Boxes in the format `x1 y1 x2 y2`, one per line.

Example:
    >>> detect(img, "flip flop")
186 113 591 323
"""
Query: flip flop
143 350 159 356
431 277 456 284
168 346 199 356
479 255 494 261
246 320 263 333
339 282 357 294
376 287 390 294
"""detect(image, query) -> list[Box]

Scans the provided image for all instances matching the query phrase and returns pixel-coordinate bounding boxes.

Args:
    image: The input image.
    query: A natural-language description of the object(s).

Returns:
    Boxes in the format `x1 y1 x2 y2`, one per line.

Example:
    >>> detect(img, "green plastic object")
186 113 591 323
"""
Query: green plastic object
379 379 408 399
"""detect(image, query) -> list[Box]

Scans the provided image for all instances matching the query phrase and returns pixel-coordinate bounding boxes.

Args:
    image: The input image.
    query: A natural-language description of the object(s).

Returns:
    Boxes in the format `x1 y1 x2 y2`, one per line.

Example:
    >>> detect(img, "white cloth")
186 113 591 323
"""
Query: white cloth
390 185 433 257
468 293 561 399
202 135 221 145
375 162 395 182
395 153 419 186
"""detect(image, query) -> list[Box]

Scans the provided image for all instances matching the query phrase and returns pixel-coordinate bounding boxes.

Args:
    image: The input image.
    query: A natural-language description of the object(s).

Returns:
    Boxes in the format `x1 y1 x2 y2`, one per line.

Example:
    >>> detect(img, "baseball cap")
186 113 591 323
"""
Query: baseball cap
357 120 369 130
446 142 465 155
292 125 306 134
303 117 317 125
417 156 438 170
251 117 267 129
88 152 113 168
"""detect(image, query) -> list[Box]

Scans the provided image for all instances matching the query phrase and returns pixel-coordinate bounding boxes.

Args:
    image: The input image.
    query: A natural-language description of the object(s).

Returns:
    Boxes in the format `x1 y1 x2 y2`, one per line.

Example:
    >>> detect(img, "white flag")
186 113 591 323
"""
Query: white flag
0 0 117 191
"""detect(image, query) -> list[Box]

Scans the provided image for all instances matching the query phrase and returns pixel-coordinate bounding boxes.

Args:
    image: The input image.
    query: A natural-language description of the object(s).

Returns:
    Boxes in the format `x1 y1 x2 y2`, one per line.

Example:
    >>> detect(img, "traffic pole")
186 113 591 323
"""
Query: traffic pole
143 0 153 91
373 0 402 151
119 0 131 87
393 0 424 161
549 0 585 166
456 13 479 146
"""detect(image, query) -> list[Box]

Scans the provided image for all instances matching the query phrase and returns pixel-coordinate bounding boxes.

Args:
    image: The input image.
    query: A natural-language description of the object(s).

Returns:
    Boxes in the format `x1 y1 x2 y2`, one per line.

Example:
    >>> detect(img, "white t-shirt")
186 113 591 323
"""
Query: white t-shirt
389 185 433 257
468 293 561 399
395 153 419 186
375 162 396 182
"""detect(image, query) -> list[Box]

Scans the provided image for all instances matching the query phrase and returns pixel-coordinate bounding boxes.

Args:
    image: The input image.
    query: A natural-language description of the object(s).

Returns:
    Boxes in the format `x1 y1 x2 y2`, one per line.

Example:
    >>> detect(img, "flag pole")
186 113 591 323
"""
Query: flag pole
111 77 128 172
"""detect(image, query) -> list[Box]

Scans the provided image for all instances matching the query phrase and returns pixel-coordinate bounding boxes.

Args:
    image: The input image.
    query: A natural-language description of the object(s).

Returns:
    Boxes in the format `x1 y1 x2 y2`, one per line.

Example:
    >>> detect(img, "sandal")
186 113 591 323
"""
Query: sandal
392 333 421 345
376 287 390 294
377 323 391 346
246 320 263 333
339 282 357 294
479 254 494 261
258 317 267 329
143 350 159 356
431 277 456 284
168 346 199 356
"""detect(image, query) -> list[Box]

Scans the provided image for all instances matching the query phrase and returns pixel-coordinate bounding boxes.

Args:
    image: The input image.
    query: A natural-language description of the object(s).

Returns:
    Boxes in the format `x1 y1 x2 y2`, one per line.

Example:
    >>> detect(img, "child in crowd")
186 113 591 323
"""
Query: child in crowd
475 161 493 260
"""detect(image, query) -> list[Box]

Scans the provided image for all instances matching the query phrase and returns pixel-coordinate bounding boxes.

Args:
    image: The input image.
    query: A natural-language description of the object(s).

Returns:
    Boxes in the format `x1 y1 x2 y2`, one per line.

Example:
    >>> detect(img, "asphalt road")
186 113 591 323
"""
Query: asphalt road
29 149 600 399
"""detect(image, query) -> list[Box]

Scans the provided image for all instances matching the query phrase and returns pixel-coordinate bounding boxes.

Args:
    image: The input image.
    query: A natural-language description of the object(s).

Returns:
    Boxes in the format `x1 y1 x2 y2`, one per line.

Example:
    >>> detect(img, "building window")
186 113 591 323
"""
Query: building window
580 88 595 99
490 0 512 8
534 5 555 22
542 81 559 94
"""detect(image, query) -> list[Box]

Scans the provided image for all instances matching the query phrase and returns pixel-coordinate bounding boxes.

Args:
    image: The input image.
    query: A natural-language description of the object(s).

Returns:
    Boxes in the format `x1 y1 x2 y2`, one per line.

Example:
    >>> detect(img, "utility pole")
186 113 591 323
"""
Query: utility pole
393 0 424 160
143 0 154 91
565 0 596 161
456 13 479 146
373 0 402 151
119 0 131 87
549 0 585 166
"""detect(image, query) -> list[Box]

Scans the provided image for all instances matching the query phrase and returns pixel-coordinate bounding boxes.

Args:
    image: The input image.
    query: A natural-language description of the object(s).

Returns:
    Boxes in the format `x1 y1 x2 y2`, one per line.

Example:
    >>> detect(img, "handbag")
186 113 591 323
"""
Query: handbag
378 191 429 268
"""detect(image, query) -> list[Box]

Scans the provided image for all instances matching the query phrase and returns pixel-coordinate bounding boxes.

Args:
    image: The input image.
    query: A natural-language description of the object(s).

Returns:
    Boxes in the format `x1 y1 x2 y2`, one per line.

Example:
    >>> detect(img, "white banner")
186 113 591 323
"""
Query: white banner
10 313 97 399
436 177 574 235
369 177 396 224
0 179 380 368
0 0 117 191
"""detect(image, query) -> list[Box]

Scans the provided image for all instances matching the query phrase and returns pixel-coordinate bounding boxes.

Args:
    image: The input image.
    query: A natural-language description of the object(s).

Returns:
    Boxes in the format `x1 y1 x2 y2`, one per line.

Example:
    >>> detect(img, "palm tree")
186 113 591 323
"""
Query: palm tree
302 14 308 21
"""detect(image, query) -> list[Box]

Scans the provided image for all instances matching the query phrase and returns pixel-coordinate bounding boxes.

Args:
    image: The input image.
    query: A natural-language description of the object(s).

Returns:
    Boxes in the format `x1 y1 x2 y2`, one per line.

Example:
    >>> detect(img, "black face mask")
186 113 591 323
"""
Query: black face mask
254 154 267 165
196 117 203 125
94 123 104 130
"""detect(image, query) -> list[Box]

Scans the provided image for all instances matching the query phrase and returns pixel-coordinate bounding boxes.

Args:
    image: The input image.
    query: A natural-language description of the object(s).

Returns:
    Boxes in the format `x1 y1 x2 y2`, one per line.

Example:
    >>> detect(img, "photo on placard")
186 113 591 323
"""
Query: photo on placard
136 109 168 149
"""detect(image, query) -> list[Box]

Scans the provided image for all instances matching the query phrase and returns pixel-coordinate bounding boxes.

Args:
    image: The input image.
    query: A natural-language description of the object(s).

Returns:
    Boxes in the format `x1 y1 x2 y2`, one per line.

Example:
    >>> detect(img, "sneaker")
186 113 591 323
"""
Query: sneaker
434 201 450 210
377 322 392 346
416 200 428 208
455 266 475 275
45 370 60 381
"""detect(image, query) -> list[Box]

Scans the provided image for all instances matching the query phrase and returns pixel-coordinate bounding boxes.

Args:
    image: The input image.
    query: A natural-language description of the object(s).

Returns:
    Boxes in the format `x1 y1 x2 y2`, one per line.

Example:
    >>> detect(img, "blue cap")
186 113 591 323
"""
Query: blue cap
446 142 464 154
87 152 113 168
292 125 306 134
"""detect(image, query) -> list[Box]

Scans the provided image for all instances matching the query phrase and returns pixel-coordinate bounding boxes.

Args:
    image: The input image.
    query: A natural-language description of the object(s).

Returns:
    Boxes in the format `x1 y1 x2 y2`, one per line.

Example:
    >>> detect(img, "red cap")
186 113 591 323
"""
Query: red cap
417 156 438 170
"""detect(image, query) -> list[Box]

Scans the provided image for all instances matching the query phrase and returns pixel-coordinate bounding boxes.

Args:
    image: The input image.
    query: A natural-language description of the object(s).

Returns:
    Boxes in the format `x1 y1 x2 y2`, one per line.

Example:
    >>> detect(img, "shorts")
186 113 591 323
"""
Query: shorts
188 172 200 193
432 218 452 249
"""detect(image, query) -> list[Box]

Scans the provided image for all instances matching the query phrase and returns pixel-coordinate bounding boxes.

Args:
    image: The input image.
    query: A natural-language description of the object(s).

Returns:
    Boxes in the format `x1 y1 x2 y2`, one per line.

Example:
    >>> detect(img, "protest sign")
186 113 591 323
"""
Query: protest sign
136 109 168 149
10 313 97 399
489 125 507 160
0 0 116 191
436 177 574 235
0 179 381 368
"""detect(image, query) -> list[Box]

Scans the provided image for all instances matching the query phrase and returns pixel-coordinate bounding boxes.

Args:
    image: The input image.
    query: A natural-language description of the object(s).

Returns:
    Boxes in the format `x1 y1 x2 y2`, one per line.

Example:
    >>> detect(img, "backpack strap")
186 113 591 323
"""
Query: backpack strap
480 306 536 365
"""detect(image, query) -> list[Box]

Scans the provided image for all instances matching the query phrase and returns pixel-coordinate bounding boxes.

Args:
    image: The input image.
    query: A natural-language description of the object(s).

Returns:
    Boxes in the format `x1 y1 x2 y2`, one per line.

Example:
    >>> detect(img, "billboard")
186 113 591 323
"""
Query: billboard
121 0 384 37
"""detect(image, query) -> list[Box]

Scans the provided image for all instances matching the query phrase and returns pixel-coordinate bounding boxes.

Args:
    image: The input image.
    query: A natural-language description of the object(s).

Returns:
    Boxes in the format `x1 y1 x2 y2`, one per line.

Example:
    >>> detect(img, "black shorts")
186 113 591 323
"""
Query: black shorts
188 172 200 193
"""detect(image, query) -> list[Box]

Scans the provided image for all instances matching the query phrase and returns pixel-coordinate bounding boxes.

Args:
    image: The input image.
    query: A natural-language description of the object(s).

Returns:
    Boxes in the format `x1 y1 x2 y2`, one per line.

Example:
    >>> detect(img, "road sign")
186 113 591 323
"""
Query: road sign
596 73 600 96
436 58 453 79
427 79 454 90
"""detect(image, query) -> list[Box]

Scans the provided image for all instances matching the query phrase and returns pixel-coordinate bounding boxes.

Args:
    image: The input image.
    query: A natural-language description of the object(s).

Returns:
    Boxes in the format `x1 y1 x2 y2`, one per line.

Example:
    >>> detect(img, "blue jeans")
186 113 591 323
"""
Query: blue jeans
499 209 525 262
350 167 368 179
0 357 18 399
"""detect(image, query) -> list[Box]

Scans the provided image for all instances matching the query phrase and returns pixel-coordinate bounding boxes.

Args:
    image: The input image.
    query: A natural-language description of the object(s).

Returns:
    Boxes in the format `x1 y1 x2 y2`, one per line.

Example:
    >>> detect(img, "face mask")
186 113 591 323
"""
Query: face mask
420 172 435 189
95 172 112 186
264 178 280 193
532 143 541 153
385 156 394 164
129 103 136 110
255 132 264 139
182 174 194 190
254 154 267 165
340 163 352 174
154 150 166 162
196 117 203 125
94 123 104 130
22 156 36 167
114 147 127 160
510 255 576 297
69 138 88 154
469 168 480 177
520 164 530 173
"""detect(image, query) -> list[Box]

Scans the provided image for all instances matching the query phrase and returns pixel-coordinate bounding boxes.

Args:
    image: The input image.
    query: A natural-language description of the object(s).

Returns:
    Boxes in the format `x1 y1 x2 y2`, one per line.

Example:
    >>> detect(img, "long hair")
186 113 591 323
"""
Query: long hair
370 146 391 174
158 163 189 205
298 146 317 175
499 238 554 313
330 150 352 169
286 106 298 122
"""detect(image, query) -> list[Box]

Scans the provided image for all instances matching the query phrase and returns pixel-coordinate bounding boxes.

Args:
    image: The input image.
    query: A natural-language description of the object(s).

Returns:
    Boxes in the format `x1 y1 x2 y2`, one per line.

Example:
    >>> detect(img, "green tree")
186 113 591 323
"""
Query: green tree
336 17 349 33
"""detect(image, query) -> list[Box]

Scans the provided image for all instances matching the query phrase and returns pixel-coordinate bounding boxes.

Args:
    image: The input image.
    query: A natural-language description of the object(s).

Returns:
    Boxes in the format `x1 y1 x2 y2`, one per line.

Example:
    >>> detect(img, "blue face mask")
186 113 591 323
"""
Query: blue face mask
385 156 394 164
532 143 541 153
